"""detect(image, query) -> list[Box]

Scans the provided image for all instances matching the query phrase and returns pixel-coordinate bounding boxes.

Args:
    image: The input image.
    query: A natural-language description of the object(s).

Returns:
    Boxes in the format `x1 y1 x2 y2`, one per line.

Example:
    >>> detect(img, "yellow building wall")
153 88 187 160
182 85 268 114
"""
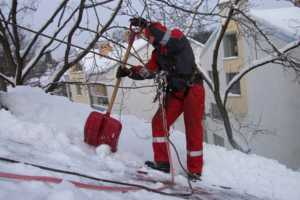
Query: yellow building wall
223 20 248 114
69 71 89 105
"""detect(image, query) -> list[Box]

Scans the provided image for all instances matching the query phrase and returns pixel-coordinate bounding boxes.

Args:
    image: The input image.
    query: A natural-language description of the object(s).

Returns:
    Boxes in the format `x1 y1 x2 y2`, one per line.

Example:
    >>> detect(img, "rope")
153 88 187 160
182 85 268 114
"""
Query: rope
0 157 193 197
157 79 196 196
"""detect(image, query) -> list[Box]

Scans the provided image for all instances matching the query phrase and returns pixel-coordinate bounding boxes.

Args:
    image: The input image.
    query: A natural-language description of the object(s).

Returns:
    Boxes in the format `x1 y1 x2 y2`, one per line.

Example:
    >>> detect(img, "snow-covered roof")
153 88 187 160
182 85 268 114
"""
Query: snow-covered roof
188 37 205 48
188 37 205 62
79 39 148 75
218 0 232 5
250 7 300 41
200 25 220 59
218 0 249 5
1 86 300 199
200 6 300 59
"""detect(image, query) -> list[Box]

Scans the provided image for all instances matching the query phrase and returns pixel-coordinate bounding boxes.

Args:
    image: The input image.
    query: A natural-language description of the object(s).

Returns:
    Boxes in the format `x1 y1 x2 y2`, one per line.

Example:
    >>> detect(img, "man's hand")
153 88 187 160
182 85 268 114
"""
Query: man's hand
129 17 148 28
116 66 130 78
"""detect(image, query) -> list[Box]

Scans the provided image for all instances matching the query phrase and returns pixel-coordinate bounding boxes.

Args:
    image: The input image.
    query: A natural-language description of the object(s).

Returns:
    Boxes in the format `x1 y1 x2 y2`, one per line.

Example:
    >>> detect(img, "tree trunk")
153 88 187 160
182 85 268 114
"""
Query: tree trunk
0 67 7 92
214 91 250 153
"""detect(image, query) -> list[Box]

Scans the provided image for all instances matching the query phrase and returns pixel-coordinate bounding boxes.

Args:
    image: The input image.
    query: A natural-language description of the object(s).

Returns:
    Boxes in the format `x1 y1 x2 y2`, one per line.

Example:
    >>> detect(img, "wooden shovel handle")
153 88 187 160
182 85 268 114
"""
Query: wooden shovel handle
107 23 144 113
107 44 132 113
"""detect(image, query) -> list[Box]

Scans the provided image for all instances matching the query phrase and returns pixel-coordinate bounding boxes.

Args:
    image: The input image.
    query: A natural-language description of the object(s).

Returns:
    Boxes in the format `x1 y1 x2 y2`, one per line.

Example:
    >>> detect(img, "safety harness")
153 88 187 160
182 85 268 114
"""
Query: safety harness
168 55 203 100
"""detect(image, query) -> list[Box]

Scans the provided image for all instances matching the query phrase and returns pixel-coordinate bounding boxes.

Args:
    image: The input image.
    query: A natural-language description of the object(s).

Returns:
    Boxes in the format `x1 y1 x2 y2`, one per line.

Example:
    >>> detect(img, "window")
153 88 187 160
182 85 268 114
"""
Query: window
64 75 73 101
211 103 223 122
202 113 206 122
76 85 82 96
97 97 109 106
90 84 109 111
75 63 83 71
226 73 241 95
203 129 208 143
208 70 214 83
68 85 73 101
223 33 238 58
213 133 224 147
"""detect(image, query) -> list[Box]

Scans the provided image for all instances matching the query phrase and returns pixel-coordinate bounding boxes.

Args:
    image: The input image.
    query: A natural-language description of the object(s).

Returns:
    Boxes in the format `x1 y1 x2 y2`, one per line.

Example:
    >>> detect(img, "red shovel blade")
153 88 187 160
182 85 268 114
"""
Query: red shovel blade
84 111 122 152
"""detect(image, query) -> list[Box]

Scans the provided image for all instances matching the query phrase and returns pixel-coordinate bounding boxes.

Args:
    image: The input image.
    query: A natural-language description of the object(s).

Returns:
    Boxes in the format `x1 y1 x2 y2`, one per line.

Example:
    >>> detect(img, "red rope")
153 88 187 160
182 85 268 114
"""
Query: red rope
159 92 175 190
0 92 177 193
0 172 140 191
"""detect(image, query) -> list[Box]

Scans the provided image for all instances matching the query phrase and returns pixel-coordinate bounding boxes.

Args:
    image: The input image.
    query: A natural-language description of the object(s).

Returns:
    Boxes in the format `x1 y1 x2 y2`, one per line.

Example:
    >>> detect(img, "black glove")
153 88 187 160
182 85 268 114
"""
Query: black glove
116 66 130 78
129 17 148 28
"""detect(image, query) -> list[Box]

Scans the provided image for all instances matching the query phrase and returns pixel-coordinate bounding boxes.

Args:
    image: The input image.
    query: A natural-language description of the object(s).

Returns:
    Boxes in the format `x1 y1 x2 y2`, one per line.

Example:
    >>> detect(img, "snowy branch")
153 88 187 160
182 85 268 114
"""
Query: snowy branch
224 39 300 106
184 0 203 36
44 0 123 92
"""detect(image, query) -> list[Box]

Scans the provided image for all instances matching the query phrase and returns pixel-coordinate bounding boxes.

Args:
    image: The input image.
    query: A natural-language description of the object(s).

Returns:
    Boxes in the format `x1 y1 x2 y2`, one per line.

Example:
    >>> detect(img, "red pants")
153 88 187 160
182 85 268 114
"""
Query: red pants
152 83 205 173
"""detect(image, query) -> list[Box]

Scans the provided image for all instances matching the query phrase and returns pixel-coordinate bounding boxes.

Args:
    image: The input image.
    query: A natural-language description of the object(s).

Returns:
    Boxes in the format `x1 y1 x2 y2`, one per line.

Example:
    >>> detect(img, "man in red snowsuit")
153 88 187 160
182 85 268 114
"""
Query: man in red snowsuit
116 18 205 177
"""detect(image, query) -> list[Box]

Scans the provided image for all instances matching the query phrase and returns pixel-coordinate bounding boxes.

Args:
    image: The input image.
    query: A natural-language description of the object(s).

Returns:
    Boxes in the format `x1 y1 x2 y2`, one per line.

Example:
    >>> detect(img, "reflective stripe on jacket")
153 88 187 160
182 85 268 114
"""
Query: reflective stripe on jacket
130 22 195 93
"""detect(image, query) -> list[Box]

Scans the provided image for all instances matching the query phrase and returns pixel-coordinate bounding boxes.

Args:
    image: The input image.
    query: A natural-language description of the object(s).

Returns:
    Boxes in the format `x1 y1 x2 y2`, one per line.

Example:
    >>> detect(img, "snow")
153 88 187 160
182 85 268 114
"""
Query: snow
22 38 52 77
0 86 300 200
81 39 148 75
218 0 231 4
0 72 14 85
250 7 300 40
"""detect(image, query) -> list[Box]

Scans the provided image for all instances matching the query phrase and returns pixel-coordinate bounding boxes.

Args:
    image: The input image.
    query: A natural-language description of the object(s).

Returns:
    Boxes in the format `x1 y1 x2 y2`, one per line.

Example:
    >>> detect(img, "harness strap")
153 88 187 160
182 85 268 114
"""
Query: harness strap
183 64 198 98
168 55 203 100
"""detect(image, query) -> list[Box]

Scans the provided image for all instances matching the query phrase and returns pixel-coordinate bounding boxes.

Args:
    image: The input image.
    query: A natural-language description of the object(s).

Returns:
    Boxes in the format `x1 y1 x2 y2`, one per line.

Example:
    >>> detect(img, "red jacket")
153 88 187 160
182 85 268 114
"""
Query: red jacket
129 22 196 93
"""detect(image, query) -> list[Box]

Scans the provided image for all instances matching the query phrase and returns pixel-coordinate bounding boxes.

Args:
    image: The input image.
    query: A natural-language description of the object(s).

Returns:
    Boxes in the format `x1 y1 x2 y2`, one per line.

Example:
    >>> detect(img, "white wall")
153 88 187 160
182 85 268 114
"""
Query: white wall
242 34 300 171
200 25 300 171
199 25 235 149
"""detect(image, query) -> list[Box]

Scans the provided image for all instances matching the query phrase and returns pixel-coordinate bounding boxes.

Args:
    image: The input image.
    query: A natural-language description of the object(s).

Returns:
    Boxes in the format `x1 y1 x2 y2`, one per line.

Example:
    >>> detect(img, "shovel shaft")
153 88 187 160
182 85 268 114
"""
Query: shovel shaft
107 23 144 113
107 44 132 113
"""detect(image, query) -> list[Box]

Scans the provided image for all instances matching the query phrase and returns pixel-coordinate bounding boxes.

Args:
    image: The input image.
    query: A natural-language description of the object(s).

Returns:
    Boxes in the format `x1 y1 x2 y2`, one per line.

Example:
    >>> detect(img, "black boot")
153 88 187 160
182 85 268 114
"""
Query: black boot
188 172 202 179
145 161 170 173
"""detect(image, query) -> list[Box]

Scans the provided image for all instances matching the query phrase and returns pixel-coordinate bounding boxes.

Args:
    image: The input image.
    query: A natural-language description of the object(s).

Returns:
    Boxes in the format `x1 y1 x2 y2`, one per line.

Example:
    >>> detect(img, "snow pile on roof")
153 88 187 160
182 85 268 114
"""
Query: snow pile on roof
80 39 147 75
218 0 231 4
250 7 300 39
0 86 300 199
188 37 204 62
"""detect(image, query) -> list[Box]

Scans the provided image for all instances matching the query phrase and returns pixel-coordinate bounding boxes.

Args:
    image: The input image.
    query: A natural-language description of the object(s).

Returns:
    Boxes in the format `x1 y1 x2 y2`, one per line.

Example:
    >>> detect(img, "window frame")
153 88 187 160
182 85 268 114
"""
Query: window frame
208 70 214 83
226 72 241 95
223 32 239 58
211 103 223 122
213 133 225 147
76 85 82 96
75 63 83 71
90 84 109 111
203 129 208 143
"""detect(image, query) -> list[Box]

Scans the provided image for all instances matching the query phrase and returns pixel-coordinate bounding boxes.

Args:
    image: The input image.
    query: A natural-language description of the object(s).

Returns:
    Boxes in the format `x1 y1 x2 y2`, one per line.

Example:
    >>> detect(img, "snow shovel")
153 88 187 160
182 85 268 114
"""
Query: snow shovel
84 23 144 152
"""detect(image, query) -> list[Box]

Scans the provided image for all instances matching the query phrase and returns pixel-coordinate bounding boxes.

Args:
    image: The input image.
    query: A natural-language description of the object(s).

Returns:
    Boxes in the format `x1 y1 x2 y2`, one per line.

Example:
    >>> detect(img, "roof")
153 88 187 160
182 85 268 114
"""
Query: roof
200 6 300 59
188 37 205 62
79 39 148 75
218 0 249 5
250 7 300 41
200 25 220 59
188 37 205 48
80 37 204 75
218 0 231 4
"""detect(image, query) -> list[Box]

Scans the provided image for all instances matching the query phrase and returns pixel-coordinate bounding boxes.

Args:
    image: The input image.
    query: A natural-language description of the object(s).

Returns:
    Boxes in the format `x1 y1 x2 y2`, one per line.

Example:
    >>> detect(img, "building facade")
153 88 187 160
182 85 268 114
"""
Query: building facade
200 3 300 170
